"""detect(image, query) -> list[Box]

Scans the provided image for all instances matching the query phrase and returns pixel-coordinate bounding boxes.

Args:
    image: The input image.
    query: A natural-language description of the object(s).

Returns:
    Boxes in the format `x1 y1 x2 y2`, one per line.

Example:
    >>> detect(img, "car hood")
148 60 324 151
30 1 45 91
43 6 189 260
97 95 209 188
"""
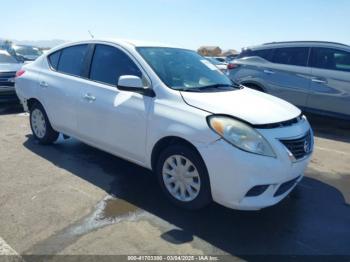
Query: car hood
181 87 301 125
0 63 22 73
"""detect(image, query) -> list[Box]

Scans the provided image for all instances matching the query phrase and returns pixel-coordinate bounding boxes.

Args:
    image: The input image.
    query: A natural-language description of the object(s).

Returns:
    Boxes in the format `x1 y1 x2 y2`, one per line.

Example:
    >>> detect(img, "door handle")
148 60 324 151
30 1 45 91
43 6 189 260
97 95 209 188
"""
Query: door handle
311 78 327 84
263 69 275 74
39 81 48 88
83 93 96 102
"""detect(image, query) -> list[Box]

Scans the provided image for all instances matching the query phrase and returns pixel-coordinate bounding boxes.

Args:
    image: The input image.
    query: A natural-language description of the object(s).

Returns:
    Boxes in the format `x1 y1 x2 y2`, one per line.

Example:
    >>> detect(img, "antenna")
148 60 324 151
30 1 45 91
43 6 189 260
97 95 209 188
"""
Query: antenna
88 30 94 39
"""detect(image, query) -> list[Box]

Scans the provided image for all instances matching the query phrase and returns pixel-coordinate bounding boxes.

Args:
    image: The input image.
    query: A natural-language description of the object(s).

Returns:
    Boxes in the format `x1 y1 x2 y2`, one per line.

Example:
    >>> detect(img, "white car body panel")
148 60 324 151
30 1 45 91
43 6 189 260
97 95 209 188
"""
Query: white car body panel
15 39 313 210
77 79 151 164
181 87 301 125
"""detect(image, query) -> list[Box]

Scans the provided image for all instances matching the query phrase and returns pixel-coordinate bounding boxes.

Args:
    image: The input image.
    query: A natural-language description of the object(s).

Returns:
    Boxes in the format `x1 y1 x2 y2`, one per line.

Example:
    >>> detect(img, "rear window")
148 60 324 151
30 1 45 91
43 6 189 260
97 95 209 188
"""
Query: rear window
236 49 253 59
48 51 61 70
272 47 309 66
252 49 274 61
237 48 274 61
57 45 88 77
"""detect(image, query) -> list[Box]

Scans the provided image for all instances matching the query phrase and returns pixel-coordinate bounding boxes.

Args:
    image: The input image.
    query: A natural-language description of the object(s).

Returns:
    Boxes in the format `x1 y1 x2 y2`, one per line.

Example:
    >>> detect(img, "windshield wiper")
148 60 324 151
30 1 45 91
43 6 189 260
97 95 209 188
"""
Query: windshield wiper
201 84 238 89
176 83 240 92
188 84 238 91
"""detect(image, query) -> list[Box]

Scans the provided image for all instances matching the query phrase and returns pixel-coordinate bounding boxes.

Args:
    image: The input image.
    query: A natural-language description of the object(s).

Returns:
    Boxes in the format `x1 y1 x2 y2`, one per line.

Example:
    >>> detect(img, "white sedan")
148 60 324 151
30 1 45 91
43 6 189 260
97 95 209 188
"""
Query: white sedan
15 39 313 210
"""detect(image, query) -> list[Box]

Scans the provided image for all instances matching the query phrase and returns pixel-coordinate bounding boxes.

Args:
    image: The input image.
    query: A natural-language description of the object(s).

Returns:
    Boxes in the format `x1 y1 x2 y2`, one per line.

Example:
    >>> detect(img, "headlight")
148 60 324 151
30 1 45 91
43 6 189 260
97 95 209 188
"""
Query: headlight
207 115 276 157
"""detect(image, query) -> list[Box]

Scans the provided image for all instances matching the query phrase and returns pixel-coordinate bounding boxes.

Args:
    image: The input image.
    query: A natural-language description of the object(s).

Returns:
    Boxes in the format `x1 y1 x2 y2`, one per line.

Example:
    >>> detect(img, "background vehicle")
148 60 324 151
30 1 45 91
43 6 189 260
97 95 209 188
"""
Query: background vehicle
212 56 227 63
204 56 228 72
0 50 22 102
228 41 350 120
8 45 43 62
15 39 313 211
226 54 239 62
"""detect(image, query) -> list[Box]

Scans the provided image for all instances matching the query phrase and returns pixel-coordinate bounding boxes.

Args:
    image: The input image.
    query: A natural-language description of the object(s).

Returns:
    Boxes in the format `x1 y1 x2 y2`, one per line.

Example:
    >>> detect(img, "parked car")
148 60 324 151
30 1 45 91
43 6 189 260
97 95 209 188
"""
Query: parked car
228 41 350 120
0 49 22 102
212 56 227 63
9 45 43 62
226 54 239 62
15 39 313 210
204 56 228 72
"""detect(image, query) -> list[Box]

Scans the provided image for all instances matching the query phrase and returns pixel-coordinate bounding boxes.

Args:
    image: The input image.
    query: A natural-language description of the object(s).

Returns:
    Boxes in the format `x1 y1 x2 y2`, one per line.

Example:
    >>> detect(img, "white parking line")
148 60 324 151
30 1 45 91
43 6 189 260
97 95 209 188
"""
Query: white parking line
315 146 350 156
17 112 29 117
0 237 23 261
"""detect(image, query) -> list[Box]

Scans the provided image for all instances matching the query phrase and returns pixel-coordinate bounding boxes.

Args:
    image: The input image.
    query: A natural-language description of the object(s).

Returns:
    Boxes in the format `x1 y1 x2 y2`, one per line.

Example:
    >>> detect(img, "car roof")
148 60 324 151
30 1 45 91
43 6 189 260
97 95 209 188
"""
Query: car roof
245 41 350 51
53 38 182 50
45 38 191 56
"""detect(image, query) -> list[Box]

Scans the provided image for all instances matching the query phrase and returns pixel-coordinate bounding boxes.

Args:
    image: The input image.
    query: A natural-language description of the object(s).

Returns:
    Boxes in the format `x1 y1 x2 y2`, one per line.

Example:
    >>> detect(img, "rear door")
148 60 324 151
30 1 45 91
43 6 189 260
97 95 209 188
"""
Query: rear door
39 44 89 135
307 47 350 117
261 47 312 107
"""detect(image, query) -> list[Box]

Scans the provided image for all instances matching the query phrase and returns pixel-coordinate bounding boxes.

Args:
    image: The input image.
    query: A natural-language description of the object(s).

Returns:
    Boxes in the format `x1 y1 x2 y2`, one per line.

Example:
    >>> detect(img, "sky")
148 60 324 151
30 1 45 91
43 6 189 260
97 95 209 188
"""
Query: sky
1 0 349 51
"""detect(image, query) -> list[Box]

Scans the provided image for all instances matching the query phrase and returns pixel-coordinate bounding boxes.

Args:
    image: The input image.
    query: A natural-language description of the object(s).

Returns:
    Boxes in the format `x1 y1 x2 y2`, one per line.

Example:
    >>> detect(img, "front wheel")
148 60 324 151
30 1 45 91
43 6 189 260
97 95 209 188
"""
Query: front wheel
156 145 212 210
30 102 59 144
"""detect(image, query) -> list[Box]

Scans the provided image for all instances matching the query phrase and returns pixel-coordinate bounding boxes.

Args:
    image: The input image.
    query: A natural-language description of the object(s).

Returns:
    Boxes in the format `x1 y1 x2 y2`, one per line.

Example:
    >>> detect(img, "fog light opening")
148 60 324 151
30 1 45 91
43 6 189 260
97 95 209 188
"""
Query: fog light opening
245 185 269 197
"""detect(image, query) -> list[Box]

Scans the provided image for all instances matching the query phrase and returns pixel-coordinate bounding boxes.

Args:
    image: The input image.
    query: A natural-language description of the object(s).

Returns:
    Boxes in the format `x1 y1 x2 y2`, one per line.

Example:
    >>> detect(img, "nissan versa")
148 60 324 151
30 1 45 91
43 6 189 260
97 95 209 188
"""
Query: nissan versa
15 39 314 210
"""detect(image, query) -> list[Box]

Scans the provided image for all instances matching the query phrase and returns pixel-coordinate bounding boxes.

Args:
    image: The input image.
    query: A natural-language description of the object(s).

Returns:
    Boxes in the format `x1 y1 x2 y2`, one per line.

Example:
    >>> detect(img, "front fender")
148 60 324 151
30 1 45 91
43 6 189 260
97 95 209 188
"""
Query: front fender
145 103 220 168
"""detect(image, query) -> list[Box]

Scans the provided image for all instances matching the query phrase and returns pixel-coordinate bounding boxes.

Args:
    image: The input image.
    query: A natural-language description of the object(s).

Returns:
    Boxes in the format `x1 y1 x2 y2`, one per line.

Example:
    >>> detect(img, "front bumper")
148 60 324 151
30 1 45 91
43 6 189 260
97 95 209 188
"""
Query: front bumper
197 118 313 210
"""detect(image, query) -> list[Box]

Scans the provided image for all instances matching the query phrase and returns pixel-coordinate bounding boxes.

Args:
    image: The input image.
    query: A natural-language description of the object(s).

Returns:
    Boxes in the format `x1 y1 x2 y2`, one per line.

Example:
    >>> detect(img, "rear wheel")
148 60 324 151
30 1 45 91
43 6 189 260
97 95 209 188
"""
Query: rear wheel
30 102 59 144
156 144 212 210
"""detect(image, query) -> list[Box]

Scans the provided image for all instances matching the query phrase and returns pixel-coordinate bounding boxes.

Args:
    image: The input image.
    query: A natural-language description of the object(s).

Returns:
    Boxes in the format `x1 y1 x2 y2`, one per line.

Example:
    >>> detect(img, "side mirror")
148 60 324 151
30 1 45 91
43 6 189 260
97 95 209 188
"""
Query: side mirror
117 75 155 97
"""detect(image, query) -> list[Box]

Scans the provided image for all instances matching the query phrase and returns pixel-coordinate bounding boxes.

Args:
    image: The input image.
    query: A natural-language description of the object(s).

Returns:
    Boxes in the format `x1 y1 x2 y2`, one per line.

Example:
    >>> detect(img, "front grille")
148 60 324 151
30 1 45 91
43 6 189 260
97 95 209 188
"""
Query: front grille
0 71 16 88
280 131 312 160
254 114 303 129
274 176 300 197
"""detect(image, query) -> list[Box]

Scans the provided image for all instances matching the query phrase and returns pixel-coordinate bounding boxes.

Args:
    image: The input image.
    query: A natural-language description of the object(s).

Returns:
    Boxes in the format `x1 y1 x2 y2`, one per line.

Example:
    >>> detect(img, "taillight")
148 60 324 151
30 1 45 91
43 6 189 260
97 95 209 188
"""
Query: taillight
16 69 25 78
227 63 239 70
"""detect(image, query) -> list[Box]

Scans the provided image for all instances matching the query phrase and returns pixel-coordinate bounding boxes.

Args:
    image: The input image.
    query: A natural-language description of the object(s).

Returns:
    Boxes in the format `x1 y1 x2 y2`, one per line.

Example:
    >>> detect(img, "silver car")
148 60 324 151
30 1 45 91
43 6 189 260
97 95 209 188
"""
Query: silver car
0 50 22 102
229 41 350 120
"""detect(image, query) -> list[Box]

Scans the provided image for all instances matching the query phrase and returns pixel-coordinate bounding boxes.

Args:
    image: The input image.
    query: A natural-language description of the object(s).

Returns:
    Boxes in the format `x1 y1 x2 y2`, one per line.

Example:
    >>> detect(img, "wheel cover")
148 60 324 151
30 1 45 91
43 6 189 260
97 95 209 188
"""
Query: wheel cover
162 155 201 202
31 109 46 139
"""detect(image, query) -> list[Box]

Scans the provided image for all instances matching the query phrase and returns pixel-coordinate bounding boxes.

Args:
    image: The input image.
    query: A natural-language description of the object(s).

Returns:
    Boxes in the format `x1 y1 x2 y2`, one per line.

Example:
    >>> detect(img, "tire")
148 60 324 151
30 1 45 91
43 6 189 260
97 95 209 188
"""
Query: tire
29 102 59 144
156 144 212 210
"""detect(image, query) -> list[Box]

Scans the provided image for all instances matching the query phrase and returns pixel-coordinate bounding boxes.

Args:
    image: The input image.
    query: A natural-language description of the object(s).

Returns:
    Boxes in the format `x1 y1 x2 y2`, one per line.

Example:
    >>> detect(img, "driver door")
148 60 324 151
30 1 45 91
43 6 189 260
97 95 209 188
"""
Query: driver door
76 44 153 164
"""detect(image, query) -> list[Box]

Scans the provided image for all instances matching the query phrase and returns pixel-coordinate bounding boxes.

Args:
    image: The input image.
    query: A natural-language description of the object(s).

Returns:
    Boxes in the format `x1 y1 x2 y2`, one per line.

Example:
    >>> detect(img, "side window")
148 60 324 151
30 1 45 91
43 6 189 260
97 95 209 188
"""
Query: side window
89 44 142 86
48 51 61 70
310 47 350 72
272 47 309 66
251 49 274 61
236 49 253 59
236 48 274 61
57 45 88 76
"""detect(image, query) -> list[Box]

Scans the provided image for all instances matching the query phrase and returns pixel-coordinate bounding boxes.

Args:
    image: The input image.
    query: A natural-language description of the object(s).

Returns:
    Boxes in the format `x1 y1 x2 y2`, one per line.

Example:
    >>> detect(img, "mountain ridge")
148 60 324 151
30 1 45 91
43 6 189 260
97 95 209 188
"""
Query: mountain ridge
0 38 67 48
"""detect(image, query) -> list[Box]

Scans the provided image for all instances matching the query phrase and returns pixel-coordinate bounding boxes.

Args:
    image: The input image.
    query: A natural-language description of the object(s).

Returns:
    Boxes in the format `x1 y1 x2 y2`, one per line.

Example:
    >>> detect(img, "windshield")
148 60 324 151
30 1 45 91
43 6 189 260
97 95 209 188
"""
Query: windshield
13 46 43 57
0 52 18 64
137 47 235 91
